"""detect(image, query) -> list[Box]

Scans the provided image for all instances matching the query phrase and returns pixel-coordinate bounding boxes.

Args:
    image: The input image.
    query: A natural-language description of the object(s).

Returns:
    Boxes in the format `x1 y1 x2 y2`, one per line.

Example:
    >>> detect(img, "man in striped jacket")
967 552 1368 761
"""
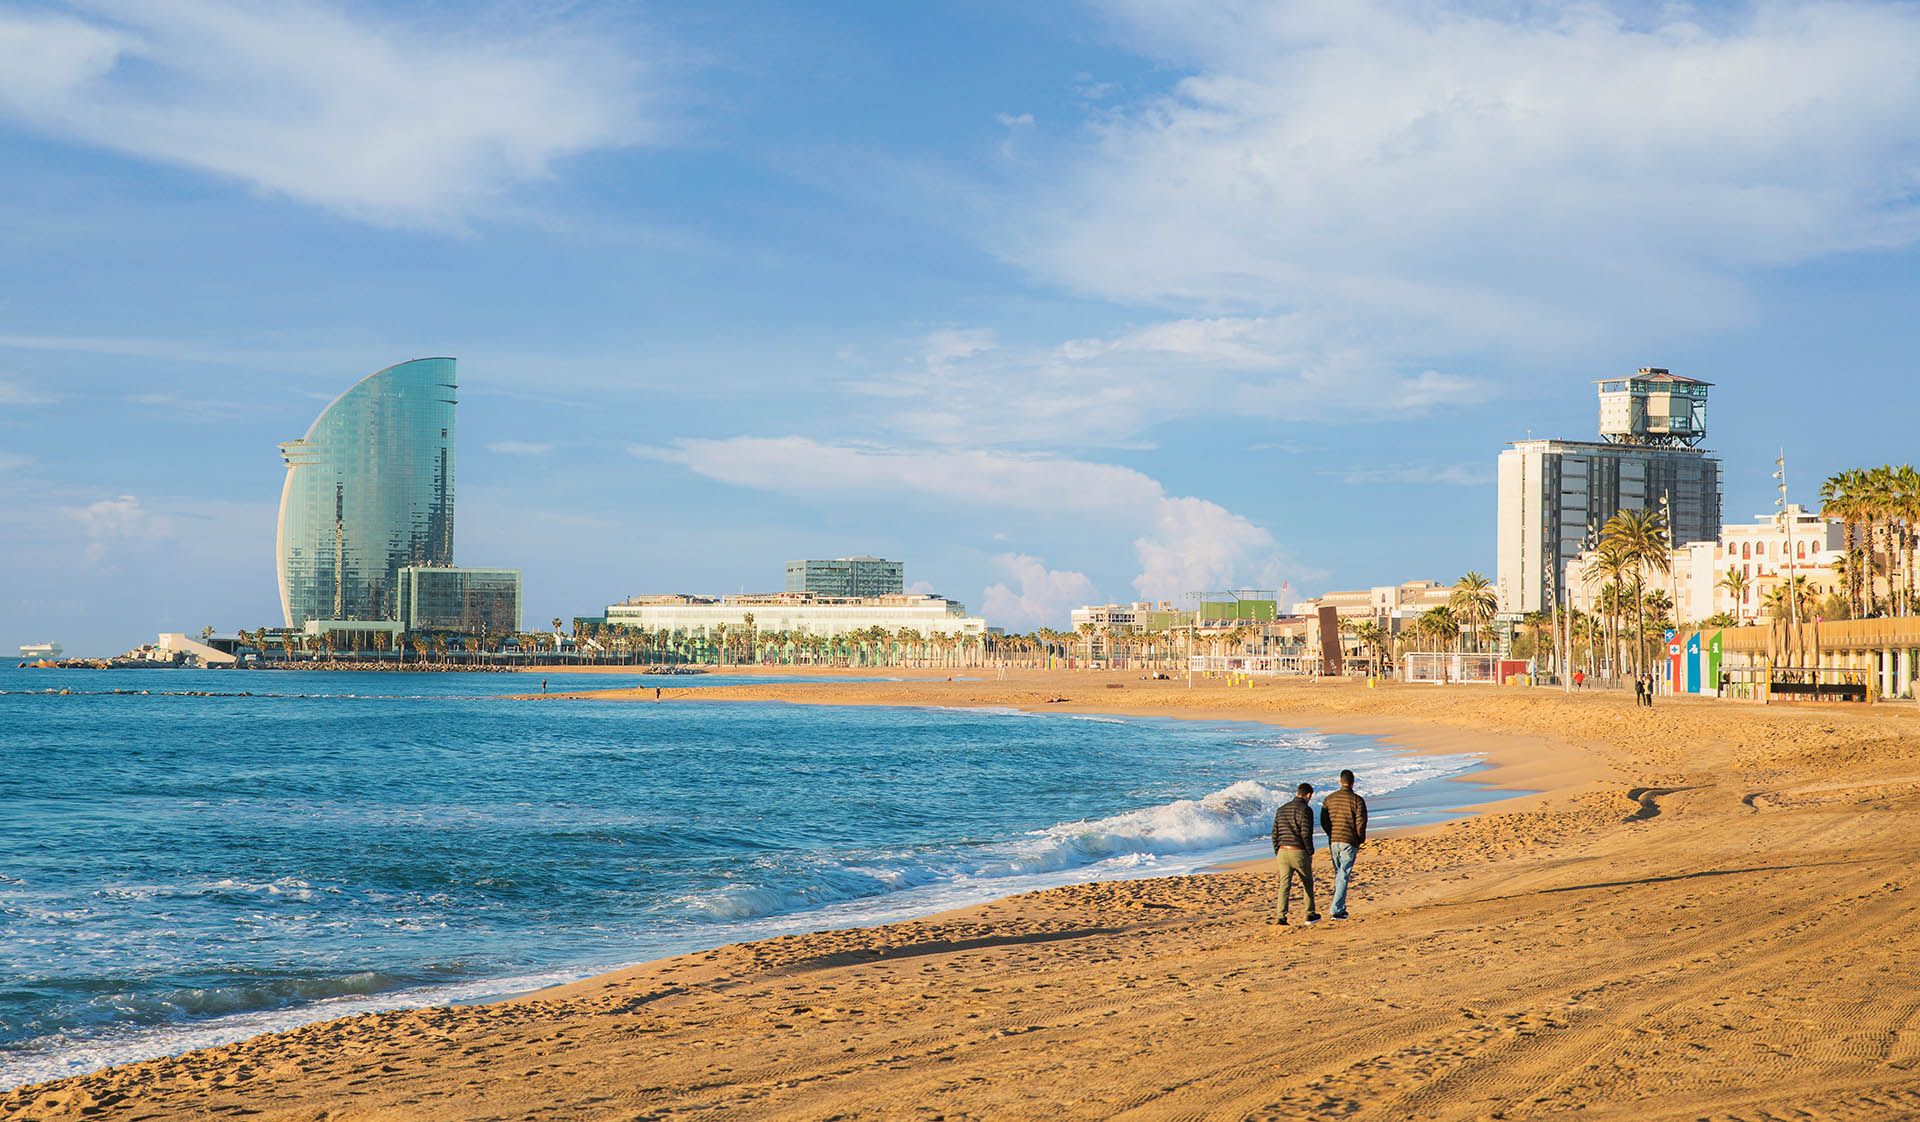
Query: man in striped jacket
1270 782 1320 926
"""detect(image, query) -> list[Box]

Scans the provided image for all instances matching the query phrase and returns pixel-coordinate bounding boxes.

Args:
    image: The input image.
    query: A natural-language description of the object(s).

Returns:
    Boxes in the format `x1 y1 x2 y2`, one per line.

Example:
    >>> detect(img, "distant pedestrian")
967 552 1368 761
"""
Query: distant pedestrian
1270 783 1320 926
541 678 548 693
1319 769 1367 920
1574 669 1585 689
1645 674 1656 708
655 686 662 702
1633 676 1645 706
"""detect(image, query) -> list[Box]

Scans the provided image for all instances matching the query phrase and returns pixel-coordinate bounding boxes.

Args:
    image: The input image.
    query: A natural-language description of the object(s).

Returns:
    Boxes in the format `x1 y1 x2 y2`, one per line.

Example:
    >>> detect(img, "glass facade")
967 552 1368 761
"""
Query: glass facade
277 358 456 628
783 556 905 598
397 566 522 634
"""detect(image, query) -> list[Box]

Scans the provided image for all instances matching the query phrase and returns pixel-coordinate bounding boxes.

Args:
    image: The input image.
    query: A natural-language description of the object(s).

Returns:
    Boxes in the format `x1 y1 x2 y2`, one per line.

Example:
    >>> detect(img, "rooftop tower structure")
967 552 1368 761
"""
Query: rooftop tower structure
1596 368 1710 447
277 358 457 628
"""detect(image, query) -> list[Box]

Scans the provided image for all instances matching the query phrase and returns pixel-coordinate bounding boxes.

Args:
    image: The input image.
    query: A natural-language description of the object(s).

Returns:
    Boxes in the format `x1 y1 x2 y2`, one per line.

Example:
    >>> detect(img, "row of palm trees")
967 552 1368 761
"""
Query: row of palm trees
1576 508 1673 678
1338 571 1501 672
1819 464 1920 618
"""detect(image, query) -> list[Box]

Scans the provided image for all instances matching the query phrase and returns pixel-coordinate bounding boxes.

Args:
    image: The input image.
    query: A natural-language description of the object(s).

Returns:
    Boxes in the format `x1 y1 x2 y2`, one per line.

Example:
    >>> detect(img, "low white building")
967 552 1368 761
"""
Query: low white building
1068 602 1192 633
604 592 986 640
1293 581 1455 631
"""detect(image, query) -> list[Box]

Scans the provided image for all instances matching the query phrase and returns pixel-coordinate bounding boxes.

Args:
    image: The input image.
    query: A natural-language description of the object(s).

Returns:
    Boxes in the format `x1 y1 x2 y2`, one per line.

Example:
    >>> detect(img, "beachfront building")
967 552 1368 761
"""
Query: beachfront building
1287 582 1456 668
277 358 457 628
1293 581 1454 630
1569 504 1844 625
1068 601 1197 662
1715 504 1845 623
397 566 523 635
1069 601 1194 634
1496 370 1723 614
604 591 986 640
784 556 904 598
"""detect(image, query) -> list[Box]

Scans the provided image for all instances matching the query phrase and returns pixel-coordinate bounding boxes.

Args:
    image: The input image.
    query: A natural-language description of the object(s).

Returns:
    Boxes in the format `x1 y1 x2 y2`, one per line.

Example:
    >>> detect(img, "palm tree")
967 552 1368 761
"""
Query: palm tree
1345 618 1389 673
1716 566 1751 622
1583 546 1629 680
1449 571 1497 652
1601 508 1669 675
1898 464 1920 616
1821 468 1867 617
1643 588 1674 632
1417 606 1458 652
1763 575 1821 622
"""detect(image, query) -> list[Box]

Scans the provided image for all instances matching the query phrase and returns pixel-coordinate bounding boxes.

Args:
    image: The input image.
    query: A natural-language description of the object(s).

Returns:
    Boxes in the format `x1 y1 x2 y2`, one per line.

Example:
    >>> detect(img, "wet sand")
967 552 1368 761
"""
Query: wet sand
9 671 1920 1120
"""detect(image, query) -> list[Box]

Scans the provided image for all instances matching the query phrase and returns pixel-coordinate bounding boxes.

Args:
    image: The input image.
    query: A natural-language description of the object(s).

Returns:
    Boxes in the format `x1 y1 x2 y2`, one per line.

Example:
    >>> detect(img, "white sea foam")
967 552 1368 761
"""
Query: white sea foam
678 751 1478 925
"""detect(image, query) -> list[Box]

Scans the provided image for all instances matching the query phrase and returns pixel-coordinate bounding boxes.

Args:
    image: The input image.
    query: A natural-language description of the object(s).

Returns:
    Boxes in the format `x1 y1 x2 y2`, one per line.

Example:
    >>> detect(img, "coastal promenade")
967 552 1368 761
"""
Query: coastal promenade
9 673 1920 1120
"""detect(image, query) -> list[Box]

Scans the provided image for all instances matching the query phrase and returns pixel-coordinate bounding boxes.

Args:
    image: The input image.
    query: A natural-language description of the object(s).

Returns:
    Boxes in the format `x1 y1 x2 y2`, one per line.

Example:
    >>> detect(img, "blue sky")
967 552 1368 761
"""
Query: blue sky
3 0 1920 654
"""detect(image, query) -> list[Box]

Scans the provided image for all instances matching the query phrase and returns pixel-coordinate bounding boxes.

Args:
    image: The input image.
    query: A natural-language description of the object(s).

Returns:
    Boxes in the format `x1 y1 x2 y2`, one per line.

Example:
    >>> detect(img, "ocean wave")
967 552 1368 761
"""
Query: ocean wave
677 754 1475 924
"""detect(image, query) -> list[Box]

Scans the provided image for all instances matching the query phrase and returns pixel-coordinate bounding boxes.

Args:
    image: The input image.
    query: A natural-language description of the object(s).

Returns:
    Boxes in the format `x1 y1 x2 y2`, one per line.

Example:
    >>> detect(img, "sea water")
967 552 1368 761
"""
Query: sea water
0 668 1489 1088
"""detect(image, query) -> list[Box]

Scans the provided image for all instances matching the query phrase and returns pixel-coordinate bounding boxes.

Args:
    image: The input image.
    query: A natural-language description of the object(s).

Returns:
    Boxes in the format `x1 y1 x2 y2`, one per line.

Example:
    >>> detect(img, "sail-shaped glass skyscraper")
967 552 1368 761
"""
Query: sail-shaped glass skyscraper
277 358 457 628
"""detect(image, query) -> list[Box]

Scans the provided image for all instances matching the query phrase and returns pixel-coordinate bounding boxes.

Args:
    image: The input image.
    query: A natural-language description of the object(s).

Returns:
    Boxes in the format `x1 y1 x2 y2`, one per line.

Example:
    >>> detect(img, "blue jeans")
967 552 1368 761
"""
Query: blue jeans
1329 842 1358 916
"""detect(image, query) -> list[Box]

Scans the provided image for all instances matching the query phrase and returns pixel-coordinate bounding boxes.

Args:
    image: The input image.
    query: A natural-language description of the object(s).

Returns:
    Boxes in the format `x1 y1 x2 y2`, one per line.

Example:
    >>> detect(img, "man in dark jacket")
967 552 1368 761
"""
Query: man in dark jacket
1319 769 1368 919
1270 782 1320 925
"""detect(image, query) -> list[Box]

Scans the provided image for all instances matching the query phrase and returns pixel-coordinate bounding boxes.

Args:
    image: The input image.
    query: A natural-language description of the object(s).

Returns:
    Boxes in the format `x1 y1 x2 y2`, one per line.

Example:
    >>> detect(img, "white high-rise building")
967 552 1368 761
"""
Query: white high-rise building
1496 370 1723 614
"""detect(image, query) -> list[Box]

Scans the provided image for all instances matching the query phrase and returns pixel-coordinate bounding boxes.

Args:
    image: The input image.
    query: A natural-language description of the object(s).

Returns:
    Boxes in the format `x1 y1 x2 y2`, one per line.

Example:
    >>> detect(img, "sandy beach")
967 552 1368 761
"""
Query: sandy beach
9 671 1920 1120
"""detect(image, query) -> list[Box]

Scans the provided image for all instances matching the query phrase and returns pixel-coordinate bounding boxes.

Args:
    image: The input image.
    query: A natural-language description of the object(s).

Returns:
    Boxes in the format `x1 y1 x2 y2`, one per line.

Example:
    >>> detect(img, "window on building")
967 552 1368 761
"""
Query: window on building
1742 543 1750 559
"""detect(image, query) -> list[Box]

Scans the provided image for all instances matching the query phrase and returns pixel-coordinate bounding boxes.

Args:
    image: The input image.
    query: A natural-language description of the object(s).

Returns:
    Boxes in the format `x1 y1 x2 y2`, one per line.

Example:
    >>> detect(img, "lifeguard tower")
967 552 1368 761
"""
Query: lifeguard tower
1596 368 1710 447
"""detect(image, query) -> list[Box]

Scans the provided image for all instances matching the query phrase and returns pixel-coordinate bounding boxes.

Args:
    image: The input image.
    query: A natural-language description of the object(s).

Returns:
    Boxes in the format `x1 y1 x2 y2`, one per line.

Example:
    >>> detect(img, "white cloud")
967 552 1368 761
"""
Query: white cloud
995 112 1035 159
64 493 172 564
632 436 1166 513
636 436 1289 613
922 327 998 370
0 1 657 228
126 391 246 421
486 440 554 457
0 376 54 405
858 318 1485 447
1336 463 1491 486
980 553 1099 631
1132 496 1282 600
1011 1 1920 346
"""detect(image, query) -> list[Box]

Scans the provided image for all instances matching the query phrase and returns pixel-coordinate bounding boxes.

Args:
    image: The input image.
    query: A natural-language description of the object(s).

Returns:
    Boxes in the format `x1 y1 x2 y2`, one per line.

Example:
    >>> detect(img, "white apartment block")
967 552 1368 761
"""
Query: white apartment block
1292 581 1455 630
604 592 986 639
1068 601 1190 633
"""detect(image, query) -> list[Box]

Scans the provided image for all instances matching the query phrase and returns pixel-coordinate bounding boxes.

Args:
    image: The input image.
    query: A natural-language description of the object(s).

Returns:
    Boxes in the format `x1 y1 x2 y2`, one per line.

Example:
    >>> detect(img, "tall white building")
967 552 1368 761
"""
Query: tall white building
1497 370 1723 614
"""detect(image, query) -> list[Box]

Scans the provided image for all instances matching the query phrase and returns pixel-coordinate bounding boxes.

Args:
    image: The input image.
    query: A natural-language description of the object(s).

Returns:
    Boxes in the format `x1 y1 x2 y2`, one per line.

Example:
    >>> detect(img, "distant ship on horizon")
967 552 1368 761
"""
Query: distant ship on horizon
18 641 62 661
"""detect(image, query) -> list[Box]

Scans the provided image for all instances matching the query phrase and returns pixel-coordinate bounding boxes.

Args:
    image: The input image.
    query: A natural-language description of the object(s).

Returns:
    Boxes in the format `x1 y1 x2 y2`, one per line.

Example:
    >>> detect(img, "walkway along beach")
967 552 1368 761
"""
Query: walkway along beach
8 671 1920 1120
